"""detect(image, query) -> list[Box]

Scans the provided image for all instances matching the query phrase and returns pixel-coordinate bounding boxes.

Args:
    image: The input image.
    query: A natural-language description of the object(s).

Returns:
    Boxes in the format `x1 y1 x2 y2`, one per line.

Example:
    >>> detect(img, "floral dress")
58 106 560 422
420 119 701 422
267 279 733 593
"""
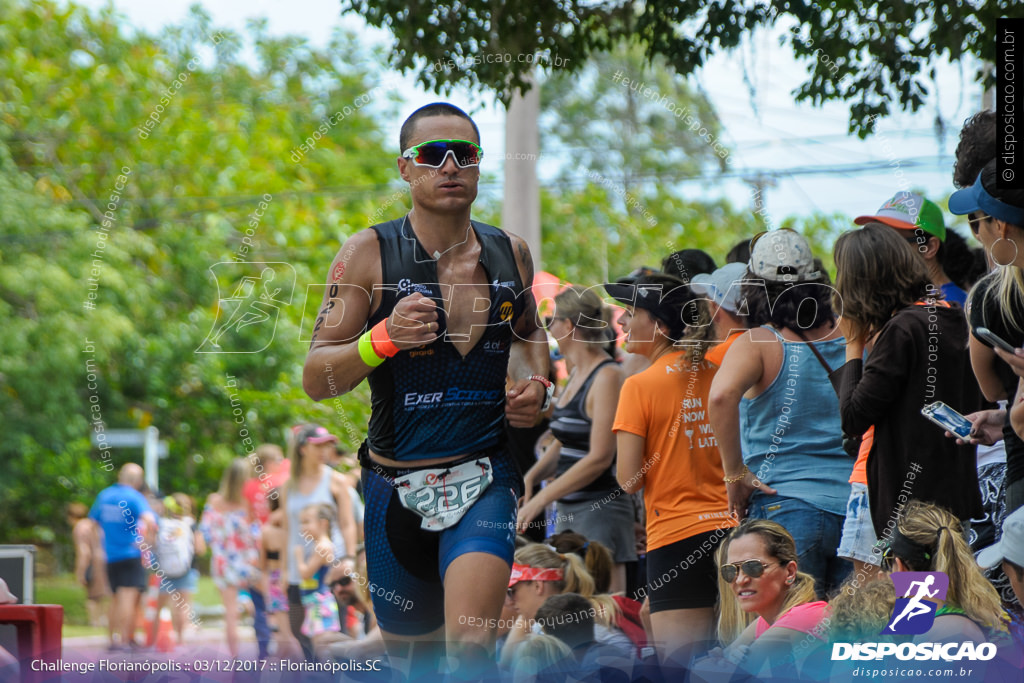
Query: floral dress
199 503 260 590
300 563 340 637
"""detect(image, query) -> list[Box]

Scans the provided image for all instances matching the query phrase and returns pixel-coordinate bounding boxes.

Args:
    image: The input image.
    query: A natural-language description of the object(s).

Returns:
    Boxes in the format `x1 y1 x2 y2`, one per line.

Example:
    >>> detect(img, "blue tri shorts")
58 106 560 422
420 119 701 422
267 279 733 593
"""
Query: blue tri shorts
361 448 523 636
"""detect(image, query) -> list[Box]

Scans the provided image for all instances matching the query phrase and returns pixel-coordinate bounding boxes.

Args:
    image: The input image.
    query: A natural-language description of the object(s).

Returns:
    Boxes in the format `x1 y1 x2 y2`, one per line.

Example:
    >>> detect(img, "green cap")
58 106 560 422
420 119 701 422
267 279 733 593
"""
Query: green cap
854 192 946 242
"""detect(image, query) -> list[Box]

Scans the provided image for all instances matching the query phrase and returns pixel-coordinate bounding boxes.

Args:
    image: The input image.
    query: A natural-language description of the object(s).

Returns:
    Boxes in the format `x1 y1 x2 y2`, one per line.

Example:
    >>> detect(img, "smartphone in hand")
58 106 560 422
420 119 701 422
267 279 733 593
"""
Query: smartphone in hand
974 327 1017 354
921 401 973 440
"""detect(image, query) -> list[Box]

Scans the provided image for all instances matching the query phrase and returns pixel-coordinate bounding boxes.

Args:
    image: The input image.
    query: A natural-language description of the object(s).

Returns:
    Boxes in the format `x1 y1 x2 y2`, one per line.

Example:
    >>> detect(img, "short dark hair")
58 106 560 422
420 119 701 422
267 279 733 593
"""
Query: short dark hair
942 228 988 291
726 238 753 265
953 110 997 188
661 249 717 284
535 593 595 650
743 261 835 331
399 102 480 152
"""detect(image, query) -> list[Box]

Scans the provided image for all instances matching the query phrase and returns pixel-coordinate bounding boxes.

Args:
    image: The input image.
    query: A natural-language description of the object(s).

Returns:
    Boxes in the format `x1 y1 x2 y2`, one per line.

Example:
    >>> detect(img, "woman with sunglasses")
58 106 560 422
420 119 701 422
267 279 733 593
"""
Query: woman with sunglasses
709 519 827 677
831 224 982 541
501 543 634 665
517 286 634 592
881 501 1009 643
949 159 1024 516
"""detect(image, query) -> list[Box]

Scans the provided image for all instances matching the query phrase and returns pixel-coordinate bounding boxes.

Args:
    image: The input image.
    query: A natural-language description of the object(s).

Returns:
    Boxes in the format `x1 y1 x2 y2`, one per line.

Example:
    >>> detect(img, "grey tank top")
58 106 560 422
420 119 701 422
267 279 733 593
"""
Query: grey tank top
286 466 344 585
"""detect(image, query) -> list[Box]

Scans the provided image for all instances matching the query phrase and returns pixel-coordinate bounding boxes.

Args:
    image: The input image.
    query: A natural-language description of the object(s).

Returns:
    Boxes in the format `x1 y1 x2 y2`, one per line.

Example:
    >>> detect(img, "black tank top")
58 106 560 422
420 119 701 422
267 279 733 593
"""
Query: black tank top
363 218 525 461
549 359 621 502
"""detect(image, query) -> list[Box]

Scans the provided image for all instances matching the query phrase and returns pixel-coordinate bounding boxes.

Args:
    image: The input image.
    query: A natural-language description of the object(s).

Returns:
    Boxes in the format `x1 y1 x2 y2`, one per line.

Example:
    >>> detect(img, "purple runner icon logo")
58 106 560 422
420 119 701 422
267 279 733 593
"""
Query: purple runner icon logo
881 571 948 635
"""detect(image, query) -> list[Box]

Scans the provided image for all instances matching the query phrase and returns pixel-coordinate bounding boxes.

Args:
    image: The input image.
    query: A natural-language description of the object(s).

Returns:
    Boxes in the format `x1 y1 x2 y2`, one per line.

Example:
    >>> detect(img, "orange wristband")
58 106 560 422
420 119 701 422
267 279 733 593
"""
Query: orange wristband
370 319 400 358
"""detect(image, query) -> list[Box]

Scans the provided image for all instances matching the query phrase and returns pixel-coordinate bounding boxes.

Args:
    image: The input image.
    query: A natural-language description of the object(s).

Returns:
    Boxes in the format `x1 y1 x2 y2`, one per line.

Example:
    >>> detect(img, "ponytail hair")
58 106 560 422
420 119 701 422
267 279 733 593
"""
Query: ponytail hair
716 519 817 645
553 285 616 345
514 543 619 626
515 543 594 596
895 501 1006 634
548 531 614 594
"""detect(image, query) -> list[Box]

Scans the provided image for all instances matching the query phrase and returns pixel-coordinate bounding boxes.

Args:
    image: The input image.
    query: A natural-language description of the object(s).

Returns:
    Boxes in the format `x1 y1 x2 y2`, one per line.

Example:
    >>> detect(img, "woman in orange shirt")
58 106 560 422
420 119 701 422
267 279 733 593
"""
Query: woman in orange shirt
606 273 735 669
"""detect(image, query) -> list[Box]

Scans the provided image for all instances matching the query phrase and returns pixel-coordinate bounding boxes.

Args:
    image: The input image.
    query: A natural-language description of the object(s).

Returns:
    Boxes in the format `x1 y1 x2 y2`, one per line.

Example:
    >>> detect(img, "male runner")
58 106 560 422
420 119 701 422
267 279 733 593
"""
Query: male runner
303 102 549 676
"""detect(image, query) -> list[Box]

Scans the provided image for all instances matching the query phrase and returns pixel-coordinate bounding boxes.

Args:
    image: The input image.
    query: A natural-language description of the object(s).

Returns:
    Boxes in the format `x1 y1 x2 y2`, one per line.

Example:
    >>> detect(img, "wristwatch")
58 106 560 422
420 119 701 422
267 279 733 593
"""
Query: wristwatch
529 375 554 412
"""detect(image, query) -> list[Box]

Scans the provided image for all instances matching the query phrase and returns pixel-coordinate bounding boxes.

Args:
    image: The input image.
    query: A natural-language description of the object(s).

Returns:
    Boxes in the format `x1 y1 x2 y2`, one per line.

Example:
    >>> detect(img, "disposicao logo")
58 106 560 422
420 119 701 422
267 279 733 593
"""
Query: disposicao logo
830 572 998 663
882 571 948 635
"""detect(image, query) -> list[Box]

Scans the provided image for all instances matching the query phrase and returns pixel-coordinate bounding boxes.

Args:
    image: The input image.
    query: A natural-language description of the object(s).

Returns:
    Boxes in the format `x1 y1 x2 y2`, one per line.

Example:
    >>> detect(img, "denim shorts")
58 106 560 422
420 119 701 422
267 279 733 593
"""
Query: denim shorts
837 483 881 566
748 492 850 598
159 567 199 594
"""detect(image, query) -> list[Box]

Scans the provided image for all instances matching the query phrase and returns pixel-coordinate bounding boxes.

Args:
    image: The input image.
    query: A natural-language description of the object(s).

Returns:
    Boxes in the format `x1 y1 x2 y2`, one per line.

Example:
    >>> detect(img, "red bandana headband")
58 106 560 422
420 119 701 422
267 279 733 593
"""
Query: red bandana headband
508 562 564 587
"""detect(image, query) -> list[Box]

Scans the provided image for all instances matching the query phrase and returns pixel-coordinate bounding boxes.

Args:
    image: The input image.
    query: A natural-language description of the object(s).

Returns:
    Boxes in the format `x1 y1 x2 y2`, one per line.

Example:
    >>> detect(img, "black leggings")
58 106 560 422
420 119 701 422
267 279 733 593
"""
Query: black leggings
287 584 314 660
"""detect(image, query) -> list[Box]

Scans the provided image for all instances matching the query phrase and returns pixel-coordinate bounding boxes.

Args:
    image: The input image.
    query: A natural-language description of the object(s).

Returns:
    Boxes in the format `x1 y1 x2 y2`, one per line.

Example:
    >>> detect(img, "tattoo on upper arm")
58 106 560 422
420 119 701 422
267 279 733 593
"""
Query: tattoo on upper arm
516 241 534 286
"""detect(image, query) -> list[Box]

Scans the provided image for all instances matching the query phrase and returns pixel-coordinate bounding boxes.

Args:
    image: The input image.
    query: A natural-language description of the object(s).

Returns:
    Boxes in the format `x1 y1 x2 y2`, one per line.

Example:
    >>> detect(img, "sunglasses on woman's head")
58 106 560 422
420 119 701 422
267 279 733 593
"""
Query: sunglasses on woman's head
720 559 781 582
402 139 482 168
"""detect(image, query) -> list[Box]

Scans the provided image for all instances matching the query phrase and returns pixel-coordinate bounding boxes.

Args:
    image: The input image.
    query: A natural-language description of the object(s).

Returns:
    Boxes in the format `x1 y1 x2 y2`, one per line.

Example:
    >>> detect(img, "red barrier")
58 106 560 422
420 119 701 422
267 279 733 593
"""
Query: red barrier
0 604 63 683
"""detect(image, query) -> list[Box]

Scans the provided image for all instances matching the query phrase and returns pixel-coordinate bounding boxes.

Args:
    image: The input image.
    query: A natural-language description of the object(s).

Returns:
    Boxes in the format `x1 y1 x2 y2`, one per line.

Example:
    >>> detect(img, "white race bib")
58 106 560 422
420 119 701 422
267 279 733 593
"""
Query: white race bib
395 458 493 531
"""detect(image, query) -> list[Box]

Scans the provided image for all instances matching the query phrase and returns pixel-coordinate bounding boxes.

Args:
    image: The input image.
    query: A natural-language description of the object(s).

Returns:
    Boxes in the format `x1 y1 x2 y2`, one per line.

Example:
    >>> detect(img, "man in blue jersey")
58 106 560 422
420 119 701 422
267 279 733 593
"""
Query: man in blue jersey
89 463 156 650
303 102 549 677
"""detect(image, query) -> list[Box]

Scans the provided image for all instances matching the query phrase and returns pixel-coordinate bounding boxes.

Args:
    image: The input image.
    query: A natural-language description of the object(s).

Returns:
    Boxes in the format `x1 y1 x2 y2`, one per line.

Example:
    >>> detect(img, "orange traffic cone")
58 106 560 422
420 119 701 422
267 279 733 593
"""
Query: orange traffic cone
155 607 175 652
139 573 160 645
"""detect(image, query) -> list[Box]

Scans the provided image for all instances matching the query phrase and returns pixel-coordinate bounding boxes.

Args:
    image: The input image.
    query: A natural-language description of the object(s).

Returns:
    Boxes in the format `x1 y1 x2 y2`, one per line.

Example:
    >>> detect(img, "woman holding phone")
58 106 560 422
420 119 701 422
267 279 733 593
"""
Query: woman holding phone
948 159 1024 516
831 223 982 538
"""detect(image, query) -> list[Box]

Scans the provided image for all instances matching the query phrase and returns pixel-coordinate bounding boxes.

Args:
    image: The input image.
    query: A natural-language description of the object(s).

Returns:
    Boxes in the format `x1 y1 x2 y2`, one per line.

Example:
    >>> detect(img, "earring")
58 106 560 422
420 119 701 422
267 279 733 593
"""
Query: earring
991 237 1019 267
786 577 794 584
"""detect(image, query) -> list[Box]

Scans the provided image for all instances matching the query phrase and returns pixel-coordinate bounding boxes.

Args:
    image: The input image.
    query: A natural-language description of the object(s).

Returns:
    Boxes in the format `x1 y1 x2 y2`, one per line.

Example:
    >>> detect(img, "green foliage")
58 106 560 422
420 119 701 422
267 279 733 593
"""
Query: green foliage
34 574 91 625
342 0 1008 136
535 43 844 286
542 42 727 193
0 0 390 544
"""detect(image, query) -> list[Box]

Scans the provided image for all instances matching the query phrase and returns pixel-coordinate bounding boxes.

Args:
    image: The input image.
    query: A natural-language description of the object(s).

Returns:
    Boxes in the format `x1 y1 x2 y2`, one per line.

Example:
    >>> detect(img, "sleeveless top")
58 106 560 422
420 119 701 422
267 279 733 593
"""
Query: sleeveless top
299 563 329 595
550 359 621 502
286 466 343 585
364 218 526 461
739 326 853 516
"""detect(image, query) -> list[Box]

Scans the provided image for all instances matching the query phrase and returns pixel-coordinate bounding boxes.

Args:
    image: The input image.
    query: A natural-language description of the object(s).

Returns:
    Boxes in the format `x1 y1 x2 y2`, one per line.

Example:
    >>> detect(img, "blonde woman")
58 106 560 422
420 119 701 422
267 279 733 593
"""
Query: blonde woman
707 519 826 677
511 634 573 683
199 458 261 658
882 500 1009 642
517 286 632 592
949 160 1024 515
501 543 631 663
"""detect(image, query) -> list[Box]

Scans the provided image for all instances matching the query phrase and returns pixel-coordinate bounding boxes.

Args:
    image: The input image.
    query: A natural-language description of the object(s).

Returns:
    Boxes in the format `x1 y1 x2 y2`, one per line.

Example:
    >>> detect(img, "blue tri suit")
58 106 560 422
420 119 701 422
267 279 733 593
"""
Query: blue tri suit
358 217 526 635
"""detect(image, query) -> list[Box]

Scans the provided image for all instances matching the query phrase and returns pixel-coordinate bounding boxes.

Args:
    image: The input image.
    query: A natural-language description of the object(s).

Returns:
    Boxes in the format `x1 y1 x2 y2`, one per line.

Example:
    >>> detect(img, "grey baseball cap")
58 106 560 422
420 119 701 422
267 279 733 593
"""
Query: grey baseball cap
690 262 748 314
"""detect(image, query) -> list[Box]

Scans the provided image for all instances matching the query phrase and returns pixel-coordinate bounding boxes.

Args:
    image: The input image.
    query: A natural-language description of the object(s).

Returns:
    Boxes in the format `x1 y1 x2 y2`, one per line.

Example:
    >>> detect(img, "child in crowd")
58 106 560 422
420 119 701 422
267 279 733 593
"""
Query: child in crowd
261 489 299 658
294 503 341 646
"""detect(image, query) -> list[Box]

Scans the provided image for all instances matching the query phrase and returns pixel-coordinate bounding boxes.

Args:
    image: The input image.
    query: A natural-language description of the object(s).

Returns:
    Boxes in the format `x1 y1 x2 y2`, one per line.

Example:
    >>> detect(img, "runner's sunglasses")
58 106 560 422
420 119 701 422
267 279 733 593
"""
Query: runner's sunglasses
402 139 483 168
720 559 782 582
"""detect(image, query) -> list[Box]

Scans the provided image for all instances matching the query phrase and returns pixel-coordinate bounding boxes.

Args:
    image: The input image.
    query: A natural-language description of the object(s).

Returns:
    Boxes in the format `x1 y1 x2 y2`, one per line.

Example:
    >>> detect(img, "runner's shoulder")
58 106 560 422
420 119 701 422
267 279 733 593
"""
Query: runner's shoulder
330 228 381 287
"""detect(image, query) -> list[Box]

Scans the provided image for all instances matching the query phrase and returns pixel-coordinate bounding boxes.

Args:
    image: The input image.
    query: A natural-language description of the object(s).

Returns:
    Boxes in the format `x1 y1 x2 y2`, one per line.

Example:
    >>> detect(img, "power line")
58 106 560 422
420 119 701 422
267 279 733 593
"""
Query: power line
42 156 952 208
